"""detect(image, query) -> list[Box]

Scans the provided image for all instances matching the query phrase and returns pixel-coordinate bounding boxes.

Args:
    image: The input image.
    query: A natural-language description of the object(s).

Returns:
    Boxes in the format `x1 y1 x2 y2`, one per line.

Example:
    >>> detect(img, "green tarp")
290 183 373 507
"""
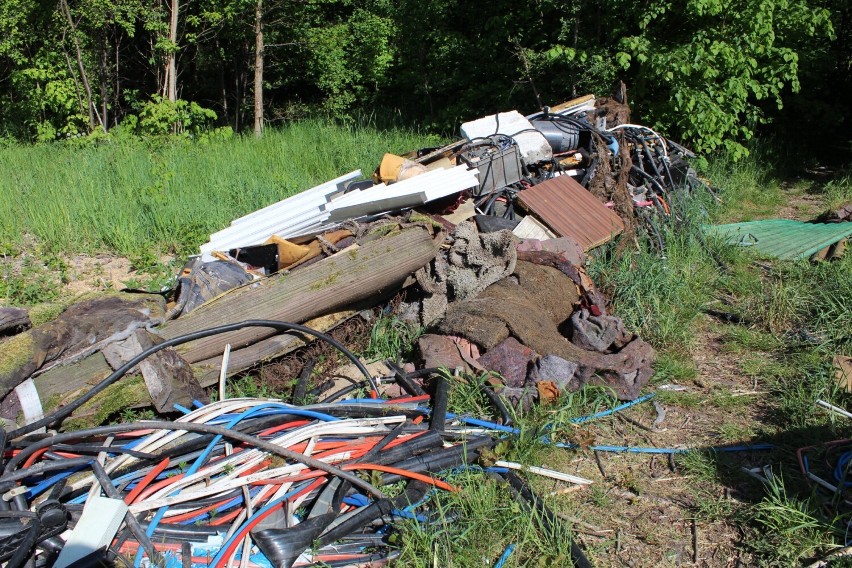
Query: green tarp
705 219 852 260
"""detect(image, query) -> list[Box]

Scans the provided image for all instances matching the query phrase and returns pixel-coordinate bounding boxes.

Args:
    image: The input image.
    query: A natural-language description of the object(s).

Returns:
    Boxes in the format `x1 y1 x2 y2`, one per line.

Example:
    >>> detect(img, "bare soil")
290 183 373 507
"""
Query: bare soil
64 254 134 295
537 322 775 567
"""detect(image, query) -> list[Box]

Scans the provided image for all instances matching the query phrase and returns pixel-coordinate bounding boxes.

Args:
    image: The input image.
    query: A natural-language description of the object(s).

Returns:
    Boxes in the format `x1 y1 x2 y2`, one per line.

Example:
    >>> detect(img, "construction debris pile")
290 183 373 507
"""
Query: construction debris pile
0 94 710 567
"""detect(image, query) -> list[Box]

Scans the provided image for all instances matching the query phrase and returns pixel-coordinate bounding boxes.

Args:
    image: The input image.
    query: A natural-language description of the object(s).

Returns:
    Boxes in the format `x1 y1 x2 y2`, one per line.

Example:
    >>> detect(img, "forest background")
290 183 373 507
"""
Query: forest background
0 0 849 161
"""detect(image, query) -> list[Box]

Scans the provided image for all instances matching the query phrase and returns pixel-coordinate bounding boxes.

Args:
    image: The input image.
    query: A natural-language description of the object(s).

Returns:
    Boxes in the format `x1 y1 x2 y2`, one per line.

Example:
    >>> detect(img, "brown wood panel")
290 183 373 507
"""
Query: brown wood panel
517 176 625 250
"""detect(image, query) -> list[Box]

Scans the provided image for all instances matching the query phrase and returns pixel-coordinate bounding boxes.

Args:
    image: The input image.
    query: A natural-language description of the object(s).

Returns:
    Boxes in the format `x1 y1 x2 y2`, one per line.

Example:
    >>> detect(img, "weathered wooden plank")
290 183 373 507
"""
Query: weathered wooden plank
192 310 356 387
159 226 441 363
0 307 30 334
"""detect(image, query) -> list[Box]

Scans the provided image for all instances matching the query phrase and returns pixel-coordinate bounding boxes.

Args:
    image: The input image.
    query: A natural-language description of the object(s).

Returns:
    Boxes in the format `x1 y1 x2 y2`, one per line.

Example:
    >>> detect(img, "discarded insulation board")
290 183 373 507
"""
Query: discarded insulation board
517 176 625 250
54 496 128 568
200 170 362 261
327 165 479 221
706 219 852 260
461 111 552 165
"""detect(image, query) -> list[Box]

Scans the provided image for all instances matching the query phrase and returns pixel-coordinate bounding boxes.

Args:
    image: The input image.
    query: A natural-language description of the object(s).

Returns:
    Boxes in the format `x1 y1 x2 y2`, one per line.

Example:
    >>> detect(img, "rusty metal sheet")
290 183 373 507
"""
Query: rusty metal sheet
517 176 625 250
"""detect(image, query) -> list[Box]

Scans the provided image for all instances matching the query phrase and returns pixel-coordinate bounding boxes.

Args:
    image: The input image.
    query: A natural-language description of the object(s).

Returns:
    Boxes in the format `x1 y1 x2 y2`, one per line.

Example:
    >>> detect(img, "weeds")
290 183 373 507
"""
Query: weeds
363 314 423 362
212 375 288 400
0 249 68 305
393 469 577 567
652 351 698 384
0 122 442 258
747 474 843 565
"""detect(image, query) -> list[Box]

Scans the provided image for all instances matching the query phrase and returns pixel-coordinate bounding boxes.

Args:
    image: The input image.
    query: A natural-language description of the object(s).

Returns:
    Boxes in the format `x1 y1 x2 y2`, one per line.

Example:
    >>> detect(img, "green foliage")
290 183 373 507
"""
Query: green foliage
524 0 836 157
393 469 577 567
0 250 68 306
0 0 848 152
132 96 219 138
589 230 717 352
619 0 833 157
748 474 842 564
303 2 396 115
363 314 423 363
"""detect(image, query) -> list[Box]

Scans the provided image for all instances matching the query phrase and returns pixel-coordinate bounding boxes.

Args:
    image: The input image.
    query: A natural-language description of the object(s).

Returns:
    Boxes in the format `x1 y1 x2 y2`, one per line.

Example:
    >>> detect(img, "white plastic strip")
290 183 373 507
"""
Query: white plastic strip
495 460 593 485
200 171 361 260
14 378 46 433
816 399 852 420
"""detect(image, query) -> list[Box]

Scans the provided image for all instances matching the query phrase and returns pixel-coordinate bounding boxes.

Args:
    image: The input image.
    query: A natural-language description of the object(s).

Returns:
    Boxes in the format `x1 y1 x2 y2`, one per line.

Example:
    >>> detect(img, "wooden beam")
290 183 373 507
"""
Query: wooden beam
159 226 441 363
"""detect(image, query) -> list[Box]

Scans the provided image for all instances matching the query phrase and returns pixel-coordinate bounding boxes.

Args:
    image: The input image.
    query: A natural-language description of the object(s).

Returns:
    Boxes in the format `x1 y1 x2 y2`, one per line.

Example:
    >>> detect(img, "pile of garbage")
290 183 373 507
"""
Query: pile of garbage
0 93 702 567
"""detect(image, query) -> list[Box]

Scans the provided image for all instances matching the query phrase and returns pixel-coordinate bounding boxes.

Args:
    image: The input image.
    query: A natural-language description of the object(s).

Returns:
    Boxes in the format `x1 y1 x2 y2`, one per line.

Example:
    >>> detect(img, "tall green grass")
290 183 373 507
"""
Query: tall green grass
0 121 442 258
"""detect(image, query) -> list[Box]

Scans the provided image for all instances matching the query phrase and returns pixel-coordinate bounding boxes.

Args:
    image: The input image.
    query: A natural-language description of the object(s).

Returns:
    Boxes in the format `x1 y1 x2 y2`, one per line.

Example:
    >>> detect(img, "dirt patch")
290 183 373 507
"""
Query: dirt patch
543 319 774 567
777 185 826 221
64 254 135 295
257 315 371 396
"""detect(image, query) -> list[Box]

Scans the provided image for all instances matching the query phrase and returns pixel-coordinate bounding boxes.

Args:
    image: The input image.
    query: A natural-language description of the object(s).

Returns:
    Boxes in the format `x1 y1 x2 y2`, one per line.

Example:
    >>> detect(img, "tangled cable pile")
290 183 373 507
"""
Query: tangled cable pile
2 396 495 568
0 320 774 568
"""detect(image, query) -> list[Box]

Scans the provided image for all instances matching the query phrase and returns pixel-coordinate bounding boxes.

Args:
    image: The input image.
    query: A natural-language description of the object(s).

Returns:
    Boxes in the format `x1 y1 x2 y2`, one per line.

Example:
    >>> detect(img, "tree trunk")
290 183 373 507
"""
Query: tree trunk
165 0 179 102
59 0 102 131
253 0 264 137
99 30 109 131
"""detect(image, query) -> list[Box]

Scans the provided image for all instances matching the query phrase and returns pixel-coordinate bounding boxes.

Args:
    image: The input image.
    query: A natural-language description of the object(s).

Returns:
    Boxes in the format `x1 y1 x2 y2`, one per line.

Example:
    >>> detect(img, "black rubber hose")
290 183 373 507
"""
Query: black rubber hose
7 320 378 440
292 358 316 404
378 447 483 486
4 516 40 568
386 361 426 396
252 479 345 568
377 437 493 485
307 379 335 399
0 458 94 493
642 142 665 184
480 385 513 426
181 542 191 568
499 471 593 568
90 460 161 566
386 436 493 472
316 499 394 547
37 536 63 554
367 430 445 466
2 421 385 499
320 381 367 403
406 367 442 379
632 165 669 198
356 422 407 464
51 444 157 460
430 374 449 431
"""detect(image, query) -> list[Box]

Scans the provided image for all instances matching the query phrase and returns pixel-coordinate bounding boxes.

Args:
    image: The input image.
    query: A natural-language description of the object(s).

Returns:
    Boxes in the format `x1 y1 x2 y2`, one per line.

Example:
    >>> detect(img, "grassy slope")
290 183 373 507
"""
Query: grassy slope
581 157 852 566
0 121 442 258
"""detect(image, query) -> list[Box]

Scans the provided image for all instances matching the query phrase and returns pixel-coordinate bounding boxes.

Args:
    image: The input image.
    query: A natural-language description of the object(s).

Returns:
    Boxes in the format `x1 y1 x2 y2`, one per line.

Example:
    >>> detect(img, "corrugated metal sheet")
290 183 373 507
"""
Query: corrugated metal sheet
705 219 852 260
516 175 625 250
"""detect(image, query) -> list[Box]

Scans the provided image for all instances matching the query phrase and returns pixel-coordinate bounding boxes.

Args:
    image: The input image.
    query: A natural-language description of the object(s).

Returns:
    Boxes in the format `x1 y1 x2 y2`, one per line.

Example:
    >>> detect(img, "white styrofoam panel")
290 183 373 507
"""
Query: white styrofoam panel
54 496 128 568
201 166 478 257
461 111 552 165
327 165 479 221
